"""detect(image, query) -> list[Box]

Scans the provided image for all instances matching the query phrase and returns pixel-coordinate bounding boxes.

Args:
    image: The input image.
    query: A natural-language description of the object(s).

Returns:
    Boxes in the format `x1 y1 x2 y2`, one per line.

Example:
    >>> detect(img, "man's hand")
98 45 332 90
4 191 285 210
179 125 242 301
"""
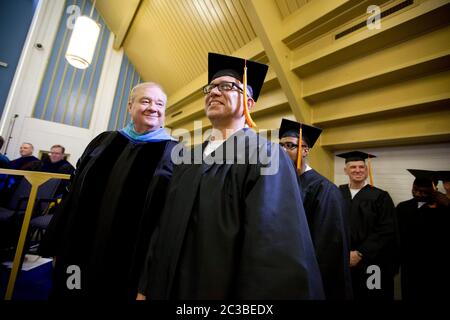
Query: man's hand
136 293 146 300
433 191 450 207
350 251 363 267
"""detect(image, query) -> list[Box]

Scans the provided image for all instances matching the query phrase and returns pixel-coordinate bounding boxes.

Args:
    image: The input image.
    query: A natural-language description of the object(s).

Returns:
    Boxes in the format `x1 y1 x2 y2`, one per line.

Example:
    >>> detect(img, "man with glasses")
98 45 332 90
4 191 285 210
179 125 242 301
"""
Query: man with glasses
34 144 75 198
138 53 324 300
39 145 75 174
279 119 352 300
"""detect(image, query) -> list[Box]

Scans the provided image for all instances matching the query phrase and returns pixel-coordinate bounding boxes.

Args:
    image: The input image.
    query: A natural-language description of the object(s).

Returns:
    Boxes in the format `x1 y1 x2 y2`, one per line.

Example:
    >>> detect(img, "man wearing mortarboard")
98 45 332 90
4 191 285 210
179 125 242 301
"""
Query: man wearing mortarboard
137 53 324 299
435 170 450 207
397 169 450 300
440 171 450 199
279 119 352 300
337 151 398 300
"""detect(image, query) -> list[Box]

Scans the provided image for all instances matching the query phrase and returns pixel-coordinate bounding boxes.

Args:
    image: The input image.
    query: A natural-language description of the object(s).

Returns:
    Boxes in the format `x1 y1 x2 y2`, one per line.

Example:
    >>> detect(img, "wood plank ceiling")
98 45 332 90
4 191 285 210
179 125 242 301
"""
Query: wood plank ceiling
95 0 450 159
96 0 308 96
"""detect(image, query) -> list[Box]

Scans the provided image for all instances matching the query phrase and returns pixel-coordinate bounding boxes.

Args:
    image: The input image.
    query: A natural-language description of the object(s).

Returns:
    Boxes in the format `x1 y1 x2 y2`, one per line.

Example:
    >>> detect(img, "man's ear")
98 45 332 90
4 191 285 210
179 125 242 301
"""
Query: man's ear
344 165 348 175
303 147 310 158
247 98 255 111
127 101 132 112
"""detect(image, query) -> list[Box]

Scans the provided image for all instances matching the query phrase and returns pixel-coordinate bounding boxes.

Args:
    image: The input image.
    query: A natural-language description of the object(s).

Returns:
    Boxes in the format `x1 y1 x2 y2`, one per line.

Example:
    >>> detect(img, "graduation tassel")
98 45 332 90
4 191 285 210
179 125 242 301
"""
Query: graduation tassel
432 181 437 192
367 156 374 187
296 125 302 174
243 60 256 128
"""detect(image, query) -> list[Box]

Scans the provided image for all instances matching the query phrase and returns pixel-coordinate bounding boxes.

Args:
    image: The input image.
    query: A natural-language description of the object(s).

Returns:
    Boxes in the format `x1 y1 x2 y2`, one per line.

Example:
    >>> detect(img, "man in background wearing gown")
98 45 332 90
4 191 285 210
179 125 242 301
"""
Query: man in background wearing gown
40 82 177 299
337 151 398 300
397 169 450 300
279 118 352 300
137 53 324 300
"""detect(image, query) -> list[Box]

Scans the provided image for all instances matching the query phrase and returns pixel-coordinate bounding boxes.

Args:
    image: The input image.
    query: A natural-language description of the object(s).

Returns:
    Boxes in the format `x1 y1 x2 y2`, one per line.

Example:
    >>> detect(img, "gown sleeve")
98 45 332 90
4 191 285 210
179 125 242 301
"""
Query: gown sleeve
357 191 397 262
235 147 324 299
38 132 114 257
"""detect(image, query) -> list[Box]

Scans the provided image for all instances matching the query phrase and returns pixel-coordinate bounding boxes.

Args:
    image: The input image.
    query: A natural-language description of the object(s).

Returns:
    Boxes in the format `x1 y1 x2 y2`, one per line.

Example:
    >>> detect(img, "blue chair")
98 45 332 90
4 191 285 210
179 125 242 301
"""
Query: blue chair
0 178 61 258
27 179 62 253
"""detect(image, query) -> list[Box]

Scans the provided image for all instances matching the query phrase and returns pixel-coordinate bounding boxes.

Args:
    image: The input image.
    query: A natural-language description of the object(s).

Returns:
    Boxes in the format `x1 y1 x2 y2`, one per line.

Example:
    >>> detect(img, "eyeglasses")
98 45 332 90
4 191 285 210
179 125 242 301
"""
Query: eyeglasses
279 142 308 150
202 82 244 95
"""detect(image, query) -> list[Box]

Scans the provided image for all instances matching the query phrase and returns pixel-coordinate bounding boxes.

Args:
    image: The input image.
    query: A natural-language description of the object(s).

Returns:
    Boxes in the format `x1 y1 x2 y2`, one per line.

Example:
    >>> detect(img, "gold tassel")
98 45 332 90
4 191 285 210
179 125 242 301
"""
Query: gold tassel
367 156 374 187
243 60 256 128
296 125 302 173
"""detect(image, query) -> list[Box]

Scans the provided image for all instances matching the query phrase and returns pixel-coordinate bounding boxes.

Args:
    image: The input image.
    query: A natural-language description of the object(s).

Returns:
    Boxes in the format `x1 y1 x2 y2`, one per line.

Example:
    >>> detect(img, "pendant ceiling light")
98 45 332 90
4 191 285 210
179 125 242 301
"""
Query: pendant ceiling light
65 0 100 69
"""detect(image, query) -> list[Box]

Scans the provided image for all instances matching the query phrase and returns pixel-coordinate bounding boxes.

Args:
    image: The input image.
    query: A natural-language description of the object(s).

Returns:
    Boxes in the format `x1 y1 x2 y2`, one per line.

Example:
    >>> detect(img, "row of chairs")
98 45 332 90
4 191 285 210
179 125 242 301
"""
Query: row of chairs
0 178 61 260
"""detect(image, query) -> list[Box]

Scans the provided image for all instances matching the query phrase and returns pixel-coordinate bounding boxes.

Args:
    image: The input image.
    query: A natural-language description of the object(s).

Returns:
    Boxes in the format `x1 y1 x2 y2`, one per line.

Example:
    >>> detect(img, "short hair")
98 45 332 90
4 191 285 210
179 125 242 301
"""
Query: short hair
22 142 34 150
0 136 4 149
128 82 167 104
51 144 65 154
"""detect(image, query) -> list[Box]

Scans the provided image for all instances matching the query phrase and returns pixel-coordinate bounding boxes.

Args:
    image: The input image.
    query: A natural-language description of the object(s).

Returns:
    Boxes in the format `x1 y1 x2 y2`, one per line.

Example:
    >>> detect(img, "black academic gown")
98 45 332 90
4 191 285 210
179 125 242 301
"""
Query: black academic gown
299 169 352 300
9 155 40 170
140 129 324 300
41 131 176 299
397 199 450 300
0 155 41 205
39 160 75 197
339 184 398 300
40 159 75 174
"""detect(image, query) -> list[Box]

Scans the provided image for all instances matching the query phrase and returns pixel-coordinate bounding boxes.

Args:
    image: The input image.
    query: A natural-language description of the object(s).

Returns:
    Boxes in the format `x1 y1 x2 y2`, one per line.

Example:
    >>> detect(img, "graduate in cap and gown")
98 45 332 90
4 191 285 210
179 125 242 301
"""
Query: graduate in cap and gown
435 170 450 207
439 171 450 200
279 118 352 300
396 169 450 300
40 82 177 299
337 151 398 300
138 53 324 300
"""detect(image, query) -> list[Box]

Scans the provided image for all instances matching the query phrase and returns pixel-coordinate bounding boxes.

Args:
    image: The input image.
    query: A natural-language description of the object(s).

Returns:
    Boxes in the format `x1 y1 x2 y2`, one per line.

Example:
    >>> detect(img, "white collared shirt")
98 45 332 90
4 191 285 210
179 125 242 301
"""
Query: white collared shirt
349 182 368 199
203 139 225 157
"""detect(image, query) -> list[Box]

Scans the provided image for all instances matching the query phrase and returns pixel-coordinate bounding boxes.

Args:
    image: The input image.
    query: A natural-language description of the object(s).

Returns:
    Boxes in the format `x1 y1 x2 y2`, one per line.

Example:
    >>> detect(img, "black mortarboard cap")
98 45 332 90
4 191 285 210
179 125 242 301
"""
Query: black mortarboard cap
407 169 437 180
279 118 322 148
407 169 439 188
336 151 376 163
208 52 268 102
437 170 450 182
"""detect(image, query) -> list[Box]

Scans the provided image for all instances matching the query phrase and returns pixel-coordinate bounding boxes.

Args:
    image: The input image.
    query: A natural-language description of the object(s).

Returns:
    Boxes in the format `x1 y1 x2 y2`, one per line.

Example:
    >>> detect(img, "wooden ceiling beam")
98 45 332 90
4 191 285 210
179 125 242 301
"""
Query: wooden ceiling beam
245 0 310 123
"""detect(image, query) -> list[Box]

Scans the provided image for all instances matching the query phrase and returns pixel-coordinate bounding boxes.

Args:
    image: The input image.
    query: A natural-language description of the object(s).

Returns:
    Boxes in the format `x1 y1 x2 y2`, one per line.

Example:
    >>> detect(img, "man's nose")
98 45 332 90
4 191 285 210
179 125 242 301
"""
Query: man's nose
210 85 222 95
147 101 159 110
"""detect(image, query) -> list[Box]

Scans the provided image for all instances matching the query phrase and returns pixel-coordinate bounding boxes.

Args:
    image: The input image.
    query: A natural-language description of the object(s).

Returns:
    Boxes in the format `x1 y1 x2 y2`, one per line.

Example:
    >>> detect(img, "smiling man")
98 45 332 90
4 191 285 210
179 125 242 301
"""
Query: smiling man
38 145 75 174
41 82 177 299
9 142 39 170
337 151 398 300
138 53 323 300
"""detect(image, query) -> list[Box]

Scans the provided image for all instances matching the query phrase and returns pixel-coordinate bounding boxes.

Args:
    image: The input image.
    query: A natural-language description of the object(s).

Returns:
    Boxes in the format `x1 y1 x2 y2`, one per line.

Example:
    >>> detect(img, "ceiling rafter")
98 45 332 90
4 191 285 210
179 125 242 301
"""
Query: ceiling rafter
245 0 311 123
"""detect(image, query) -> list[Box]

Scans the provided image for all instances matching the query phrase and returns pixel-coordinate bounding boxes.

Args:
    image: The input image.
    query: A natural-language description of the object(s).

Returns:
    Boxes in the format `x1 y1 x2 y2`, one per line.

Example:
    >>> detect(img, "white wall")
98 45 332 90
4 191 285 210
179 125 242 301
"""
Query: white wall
334 143 450 205
0 0 123 166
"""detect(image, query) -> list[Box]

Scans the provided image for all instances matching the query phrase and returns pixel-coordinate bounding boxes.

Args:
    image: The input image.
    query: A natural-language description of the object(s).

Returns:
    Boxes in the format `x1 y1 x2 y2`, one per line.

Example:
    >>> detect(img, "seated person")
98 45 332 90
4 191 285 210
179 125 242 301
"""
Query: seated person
38 145 75 174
